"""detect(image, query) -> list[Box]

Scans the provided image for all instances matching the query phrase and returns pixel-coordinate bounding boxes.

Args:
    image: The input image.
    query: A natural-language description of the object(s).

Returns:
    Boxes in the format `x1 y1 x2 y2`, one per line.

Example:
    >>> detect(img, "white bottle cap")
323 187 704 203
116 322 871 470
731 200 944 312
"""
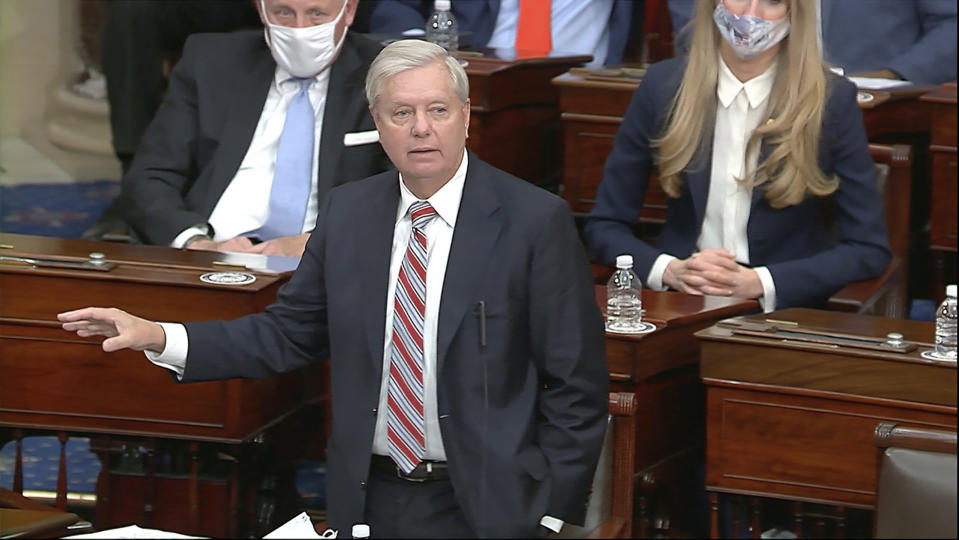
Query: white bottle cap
947 284 957 298
435 0 451 10
615 254 633 269
351 524 370 538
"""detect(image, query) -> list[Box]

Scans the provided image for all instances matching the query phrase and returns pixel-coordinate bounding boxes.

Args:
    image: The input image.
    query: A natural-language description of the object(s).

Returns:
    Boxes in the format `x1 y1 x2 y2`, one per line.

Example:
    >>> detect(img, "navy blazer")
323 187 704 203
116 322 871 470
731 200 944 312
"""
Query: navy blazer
583 57 891 309
364 0 637 65
122 31 393 245
179 154 609 536
668 0 957 85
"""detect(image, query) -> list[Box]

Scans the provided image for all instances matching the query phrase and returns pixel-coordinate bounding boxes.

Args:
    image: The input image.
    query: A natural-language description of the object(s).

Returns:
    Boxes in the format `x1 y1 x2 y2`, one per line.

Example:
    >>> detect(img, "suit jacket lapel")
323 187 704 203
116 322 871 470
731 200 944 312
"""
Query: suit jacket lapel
362 174 401 373
436 157 502 372
318 35 368 203
208 45 275 201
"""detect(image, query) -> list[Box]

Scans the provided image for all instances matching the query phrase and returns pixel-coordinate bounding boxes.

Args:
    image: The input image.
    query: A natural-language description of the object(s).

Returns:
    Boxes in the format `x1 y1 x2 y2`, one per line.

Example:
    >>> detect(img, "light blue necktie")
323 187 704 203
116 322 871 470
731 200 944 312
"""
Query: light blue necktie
253 77 314 240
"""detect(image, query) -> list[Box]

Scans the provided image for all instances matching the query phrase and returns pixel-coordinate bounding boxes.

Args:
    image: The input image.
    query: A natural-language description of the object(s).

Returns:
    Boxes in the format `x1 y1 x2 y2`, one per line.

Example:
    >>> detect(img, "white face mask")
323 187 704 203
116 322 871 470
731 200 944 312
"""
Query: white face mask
713 2 790 61
261 0 349 78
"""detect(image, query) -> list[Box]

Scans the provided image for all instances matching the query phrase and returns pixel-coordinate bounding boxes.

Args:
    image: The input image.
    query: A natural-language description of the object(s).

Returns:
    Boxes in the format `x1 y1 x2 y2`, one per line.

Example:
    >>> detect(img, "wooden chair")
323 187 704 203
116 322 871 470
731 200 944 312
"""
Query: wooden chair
873 422 958 538
828 143 912 318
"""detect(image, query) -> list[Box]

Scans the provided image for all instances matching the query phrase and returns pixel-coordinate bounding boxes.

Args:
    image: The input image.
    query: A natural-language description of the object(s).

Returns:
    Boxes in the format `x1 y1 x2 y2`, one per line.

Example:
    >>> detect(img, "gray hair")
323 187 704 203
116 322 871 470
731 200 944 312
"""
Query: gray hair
365 40 469 107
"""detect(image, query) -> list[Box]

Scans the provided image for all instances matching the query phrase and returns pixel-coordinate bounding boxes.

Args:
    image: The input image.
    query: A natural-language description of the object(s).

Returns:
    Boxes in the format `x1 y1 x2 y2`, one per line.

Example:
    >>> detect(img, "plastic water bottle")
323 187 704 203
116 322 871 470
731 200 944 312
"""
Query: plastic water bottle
606 254 643 332
425 0 459 51
934 284 957 359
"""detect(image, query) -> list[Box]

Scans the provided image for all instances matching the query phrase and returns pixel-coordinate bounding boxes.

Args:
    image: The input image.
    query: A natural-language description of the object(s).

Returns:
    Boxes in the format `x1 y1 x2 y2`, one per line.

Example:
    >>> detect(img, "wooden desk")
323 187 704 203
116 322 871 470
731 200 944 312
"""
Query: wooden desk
696 308 957 536
595 285 758 536
465 51 590 188
0 233 320 537
553 71 932 218
920 82 958 302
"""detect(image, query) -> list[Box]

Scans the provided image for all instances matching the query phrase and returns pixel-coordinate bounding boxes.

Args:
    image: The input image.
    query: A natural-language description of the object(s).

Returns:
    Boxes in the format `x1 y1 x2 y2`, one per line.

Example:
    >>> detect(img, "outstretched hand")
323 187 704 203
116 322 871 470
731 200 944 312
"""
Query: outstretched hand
58 307 166 353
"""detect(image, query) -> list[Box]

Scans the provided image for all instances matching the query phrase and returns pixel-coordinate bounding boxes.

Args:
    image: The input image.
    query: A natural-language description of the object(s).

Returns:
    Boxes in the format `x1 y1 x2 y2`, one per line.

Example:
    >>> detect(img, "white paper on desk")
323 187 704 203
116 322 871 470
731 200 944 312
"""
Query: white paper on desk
63 524 207 538
263 511 325 539
848 76 912 90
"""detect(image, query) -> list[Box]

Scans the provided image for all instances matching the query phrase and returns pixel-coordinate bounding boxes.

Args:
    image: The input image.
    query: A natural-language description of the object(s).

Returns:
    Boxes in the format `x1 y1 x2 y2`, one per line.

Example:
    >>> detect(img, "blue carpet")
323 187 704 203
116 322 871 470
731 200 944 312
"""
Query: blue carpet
0 437 100 494
0 180 119 238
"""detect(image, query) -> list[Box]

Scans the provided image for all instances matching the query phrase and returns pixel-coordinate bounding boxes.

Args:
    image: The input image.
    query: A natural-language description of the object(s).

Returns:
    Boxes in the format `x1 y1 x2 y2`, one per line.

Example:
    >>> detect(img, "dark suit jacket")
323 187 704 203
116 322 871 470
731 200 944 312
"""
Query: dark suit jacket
179 154 609 536
364 0 638 65
122 31 393 245
584 57 891 309
668 0 957 85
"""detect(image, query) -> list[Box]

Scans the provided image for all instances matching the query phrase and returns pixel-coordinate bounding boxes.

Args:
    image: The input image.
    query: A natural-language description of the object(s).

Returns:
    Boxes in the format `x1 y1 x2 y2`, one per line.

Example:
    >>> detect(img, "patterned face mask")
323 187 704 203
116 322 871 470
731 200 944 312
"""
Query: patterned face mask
713 2 790 61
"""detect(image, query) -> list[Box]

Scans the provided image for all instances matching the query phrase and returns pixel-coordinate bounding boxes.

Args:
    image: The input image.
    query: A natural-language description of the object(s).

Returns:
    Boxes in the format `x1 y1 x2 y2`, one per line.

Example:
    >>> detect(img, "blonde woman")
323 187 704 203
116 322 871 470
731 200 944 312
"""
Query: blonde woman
584 0 890 310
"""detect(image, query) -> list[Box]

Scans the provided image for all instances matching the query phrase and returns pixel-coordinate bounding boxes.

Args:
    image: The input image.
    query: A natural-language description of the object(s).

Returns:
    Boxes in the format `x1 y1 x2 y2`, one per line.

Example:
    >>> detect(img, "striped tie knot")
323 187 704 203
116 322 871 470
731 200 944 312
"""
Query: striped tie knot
409 201 437 230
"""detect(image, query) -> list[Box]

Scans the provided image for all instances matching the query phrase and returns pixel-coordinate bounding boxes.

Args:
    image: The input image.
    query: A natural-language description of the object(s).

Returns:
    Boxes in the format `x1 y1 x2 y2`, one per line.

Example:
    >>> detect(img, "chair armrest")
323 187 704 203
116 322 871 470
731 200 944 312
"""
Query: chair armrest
0 487 55 511
827 257 906 318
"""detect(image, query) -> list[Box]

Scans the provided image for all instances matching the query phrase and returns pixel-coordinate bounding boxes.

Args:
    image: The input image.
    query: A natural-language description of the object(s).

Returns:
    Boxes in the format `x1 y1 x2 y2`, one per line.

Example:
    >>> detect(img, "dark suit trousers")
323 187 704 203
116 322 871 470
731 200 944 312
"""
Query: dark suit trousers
364 469 474 538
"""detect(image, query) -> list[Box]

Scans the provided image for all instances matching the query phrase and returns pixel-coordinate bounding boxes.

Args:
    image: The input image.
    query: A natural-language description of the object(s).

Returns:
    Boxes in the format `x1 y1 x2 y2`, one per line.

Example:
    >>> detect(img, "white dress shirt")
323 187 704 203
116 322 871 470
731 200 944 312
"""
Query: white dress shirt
485 0 614 68
647 55 778 312
171 66 330 247
370 150 468 460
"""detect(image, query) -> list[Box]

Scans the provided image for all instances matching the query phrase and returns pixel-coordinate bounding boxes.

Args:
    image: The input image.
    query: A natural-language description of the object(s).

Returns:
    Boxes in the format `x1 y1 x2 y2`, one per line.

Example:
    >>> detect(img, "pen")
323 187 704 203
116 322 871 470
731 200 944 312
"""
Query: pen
476 300 487 352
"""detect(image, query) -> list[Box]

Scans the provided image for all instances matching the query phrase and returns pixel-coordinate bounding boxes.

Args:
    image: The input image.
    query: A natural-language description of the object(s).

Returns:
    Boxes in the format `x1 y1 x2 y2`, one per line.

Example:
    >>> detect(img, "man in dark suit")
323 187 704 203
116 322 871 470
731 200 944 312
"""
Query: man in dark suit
97 0 393 257
60 39 608 537
361 0 640 67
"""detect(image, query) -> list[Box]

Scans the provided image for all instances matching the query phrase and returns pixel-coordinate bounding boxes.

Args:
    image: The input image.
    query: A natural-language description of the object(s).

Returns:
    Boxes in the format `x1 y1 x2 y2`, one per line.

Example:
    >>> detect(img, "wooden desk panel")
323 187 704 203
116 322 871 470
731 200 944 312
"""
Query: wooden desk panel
0 233 308 443
697 308 957 517
465 52 590 187
920 82 958 301
596 285 757 536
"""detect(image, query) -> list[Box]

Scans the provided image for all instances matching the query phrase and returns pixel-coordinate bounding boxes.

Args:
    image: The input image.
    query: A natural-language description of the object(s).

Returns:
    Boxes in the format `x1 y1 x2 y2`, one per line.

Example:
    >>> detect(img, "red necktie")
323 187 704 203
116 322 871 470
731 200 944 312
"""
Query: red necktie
387 201 437 473
515 0 552 58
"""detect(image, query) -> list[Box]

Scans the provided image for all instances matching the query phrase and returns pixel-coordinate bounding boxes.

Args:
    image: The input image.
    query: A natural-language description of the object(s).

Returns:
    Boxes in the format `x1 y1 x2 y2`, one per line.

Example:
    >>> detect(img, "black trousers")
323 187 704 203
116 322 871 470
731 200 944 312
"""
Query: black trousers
363 469 475 538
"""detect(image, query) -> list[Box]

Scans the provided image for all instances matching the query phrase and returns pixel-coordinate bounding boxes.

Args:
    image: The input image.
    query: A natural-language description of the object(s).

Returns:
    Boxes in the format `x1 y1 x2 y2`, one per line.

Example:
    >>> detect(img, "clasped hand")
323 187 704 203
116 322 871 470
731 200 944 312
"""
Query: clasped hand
186 232 309 257
662 248 763 299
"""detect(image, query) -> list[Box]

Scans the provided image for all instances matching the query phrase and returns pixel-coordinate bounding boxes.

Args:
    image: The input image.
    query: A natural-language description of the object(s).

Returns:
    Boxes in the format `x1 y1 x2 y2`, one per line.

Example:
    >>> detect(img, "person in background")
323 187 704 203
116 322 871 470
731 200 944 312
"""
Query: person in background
102 0 262 174
585 0 891 311
668 0 957 85
92 0 392 257
361 0 641 67
59 39 608 538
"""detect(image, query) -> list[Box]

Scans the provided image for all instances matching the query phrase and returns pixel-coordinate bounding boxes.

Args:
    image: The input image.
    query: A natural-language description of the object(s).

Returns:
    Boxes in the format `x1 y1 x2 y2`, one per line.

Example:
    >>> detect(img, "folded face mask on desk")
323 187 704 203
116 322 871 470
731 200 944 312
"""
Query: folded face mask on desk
261 0 348 77
713 3 790 61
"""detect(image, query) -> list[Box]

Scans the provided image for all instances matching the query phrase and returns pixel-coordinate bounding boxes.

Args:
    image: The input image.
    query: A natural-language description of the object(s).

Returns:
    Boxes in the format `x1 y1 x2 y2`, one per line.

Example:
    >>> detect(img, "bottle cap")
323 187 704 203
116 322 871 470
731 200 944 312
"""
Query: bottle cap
352 524 370 538
947 284 957 298
434 0 451 10
615 254 633 269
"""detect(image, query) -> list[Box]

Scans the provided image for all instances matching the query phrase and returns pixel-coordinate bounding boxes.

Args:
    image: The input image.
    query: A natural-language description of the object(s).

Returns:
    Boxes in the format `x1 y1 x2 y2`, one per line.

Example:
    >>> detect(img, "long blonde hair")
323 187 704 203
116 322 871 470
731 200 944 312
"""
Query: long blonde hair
654 0 837 208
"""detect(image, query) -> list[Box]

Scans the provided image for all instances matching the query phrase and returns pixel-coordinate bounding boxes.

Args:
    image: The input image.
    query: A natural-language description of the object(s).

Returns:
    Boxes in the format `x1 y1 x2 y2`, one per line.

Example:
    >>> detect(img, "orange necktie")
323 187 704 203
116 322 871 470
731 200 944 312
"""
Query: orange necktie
515 0 551 58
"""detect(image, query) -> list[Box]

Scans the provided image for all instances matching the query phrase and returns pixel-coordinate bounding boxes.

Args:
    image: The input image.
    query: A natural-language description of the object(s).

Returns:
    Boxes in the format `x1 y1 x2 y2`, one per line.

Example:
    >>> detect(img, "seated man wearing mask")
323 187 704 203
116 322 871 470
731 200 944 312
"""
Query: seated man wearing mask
115 0 392 256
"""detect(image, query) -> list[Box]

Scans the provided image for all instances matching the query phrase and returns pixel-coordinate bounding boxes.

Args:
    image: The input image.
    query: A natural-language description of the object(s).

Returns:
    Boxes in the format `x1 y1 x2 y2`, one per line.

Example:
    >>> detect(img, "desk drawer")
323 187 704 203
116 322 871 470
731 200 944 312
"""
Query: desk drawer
705 386 956 508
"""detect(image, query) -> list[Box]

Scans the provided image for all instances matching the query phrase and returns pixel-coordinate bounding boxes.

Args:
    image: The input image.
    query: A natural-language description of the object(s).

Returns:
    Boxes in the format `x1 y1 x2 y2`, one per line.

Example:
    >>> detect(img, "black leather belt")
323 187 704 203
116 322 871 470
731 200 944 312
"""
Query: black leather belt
370 454 450 482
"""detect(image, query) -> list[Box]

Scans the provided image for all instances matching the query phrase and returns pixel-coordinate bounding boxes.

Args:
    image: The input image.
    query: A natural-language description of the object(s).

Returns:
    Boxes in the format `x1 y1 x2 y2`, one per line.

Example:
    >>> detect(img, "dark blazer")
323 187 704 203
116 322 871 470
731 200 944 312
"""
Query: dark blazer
668 0 957 85
122 31 393 245
363 0 638 65
584 57 891 309
179 154 609 536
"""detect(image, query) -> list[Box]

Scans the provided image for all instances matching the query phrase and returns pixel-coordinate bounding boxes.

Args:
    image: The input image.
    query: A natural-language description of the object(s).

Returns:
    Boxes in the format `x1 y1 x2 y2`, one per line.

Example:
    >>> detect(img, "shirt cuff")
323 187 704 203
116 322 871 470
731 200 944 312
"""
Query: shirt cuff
539 515 564 534
171 224 211 249
647 254 677 291
754 266 776 313
144 322 188 380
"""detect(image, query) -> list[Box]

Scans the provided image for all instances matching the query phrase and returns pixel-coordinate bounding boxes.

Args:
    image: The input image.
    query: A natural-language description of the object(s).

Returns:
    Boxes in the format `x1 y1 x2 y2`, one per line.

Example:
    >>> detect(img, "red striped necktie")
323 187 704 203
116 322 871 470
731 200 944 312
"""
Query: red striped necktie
387 201 438 473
